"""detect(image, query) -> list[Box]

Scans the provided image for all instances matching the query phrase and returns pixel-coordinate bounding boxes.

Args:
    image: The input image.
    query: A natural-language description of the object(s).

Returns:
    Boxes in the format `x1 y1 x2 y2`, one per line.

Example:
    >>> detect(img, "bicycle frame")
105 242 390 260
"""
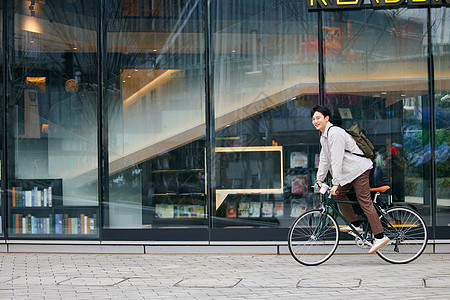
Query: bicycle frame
318 190 399 242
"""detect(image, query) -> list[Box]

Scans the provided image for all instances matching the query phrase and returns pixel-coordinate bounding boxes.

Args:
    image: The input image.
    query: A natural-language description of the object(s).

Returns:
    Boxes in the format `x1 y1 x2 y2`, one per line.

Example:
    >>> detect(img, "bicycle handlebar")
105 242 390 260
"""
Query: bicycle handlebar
314 183 390 195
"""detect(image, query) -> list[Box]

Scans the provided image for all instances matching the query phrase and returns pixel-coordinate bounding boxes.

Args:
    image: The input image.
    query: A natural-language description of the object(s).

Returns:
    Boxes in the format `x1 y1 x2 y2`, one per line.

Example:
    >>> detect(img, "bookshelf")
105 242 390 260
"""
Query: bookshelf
151 168 206 220
212 145 322 227
9 179 98 237
284 146 321 219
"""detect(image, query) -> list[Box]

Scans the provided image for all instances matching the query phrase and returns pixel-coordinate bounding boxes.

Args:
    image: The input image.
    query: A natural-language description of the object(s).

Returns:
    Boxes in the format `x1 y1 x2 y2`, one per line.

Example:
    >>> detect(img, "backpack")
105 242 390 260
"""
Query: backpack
327 123 375 159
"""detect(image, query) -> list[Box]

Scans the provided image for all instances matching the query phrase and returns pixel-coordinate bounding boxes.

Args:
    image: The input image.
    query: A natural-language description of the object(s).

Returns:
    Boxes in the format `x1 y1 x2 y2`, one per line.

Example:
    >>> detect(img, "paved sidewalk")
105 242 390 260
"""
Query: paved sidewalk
0 252 449 299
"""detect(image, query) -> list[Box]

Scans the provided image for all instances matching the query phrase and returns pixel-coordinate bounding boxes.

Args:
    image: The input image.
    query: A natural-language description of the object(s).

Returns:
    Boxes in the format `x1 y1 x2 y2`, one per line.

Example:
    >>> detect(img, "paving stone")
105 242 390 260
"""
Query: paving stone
0 253 449 298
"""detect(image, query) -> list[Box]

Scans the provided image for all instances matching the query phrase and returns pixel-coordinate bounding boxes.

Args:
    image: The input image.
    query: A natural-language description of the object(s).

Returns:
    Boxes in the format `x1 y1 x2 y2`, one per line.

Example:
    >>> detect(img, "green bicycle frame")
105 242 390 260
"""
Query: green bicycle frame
319 194 400 241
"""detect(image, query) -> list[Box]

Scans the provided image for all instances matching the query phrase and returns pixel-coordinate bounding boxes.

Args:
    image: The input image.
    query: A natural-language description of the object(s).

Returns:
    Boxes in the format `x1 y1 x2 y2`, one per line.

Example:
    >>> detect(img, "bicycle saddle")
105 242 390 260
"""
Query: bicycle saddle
370 185 390 193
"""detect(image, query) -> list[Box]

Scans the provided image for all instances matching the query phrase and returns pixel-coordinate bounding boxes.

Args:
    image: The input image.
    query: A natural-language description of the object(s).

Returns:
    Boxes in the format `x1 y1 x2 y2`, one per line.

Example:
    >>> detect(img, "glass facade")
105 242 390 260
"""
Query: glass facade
211 1 319 234
0 1 3 237
0 1 448 242
432 7 450 232
323 8 432 227
103 0 207 232
7 0 99 238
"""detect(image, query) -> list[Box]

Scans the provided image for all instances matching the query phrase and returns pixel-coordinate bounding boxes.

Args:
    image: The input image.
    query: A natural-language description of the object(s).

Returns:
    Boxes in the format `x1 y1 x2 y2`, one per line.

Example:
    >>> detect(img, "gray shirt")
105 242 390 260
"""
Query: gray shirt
316 122 373 186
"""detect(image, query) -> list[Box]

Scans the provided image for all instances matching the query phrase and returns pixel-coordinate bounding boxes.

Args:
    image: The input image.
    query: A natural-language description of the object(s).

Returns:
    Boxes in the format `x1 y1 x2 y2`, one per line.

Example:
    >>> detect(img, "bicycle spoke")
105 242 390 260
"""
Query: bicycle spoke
377 207 428 264
288 210 339 266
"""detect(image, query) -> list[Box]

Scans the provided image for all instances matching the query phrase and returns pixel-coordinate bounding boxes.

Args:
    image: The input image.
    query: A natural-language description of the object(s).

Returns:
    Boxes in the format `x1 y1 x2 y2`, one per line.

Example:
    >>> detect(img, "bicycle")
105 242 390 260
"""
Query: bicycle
288 184 428 266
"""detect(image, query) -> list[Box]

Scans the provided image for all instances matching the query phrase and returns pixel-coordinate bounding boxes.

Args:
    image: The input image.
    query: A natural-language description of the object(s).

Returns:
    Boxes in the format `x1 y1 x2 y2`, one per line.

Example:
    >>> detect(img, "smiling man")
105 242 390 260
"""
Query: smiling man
311 105 390 254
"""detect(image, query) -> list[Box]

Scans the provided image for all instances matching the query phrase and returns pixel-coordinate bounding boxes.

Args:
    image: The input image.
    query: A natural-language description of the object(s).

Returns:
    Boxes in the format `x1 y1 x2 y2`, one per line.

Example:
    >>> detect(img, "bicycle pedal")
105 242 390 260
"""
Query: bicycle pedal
354 237 371 249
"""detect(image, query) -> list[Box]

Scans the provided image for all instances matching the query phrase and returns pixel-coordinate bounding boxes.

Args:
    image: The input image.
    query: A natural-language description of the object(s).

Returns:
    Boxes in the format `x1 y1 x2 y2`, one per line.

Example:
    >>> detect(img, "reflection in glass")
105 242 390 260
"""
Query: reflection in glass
104 0 206 229
0 2 3 236
323 9 431 226
432 8 450 227
211 1 319 228
8 0 99 237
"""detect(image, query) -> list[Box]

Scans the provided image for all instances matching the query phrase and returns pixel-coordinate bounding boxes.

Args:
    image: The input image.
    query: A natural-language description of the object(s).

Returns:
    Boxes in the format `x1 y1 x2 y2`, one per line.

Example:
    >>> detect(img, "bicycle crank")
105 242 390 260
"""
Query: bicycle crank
354 236 372 249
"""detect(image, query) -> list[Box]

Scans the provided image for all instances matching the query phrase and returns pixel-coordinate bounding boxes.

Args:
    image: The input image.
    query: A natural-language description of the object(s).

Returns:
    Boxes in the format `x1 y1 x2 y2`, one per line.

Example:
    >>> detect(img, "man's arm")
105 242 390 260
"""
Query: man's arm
328 127 346 187
316 143 330 183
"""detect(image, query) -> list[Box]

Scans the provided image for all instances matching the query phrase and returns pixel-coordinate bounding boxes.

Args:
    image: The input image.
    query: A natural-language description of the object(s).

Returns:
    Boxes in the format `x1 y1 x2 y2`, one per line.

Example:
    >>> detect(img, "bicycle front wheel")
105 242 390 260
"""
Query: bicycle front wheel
377 207 428 264
288 209 339 266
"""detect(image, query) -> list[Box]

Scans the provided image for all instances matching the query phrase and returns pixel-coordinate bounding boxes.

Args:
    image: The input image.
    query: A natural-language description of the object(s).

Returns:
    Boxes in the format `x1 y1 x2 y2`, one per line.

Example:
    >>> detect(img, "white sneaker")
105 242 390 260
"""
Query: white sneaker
368 236 390 254
339 225 363 233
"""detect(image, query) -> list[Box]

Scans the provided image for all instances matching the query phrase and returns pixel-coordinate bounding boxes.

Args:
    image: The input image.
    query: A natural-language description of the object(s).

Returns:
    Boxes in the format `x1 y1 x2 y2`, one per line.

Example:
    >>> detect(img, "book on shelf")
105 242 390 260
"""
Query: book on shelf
238 202 250 218
154 204 205 219
184 205 204 219
261 202 273 217
155 204 174 218
72 218 78 234
11 186 53 207
190 205 205 218
64 214 69 234
15 214 21 234
55 214 64 234
174 205 190 218
274 202 284 217
62 215 96 235
290 201 308 217
291 175 308 194
226 202 237 218
22 216 27 234
13 214 51 234
48 187 53 206
32 187 37 207
81 214 86 234
27 214 32 233
92 214 97 235
290 152 308 168
12 187 16 207
249 202 261 218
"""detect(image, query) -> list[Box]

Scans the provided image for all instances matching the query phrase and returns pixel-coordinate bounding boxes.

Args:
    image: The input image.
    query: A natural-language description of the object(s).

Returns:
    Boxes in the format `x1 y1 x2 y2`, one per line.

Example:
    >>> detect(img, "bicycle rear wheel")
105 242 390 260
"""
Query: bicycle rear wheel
377 207 428 264
288 209 339 266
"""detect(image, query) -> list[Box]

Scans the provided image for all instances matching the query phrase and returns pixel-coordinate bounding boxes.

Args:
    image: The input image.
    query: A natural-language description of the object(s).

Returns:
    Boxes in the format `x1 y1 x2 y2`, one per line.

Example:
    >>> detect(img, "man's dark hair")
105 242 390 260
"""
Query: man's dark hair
310 105 331 118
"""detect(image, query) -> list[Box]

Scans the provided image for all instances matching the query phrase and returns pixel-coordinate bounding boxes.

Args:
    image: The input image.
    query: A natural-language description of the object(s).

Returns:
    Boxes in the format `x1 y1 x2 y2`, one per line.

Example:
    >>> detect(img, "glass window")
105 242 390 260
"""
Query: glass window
432 7 450 233
8 0 99 237
323 9 431 227
104 0 207 229
0 1 3 237
211 0 319 229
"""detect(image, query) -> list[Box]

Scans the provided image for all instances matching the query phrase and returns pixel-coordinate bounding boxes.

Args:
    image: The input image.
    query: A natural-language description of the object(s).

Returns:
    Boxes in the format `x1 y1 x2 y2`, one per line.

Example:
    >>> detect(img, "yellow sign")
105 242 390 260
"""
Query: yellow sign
308 0 450 10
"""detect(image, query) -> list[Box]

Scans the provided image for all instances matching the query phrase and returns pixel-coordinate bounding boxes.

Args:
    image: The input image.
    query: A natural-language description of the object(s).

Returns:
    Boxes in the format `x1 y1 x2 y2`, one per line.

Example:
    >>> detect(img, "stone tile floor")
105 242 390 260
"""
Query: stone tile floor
0 252 449 299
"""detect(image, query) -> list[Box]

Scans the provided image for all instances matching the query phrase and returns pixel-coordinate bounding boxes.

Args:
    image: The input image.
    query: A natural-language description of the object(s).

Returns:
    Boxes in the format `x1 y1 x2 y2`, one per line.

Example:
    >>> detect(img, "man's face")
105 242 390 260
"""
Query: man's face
312 111 329 133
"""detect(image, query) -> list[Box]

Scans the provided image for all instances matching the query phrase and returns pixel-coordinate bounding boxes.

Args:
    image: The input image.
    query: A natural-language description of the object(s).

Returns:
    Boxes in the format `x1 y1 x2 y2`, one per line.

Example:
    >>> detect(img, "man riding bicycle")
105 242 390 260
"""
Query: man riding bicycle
311 105 390 254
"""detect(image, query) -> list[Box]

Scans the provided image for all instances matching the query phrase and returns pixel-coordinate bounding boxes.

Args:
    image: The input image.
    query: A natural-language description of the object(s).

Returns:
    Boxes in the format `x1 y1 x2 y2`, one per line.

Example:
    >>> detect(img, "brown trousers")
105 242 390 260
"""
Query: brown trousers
334 169 384 235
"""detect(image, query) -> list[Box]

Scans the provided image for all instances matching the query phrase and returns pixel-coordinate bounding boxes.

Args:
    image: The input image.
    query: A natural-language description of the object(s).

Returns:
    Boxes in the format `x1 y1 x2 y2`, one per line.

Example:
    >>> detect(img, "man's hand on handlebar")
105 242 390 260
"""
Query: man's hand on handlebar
330 185 339 196
315 180 323 189
315 181 339 196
